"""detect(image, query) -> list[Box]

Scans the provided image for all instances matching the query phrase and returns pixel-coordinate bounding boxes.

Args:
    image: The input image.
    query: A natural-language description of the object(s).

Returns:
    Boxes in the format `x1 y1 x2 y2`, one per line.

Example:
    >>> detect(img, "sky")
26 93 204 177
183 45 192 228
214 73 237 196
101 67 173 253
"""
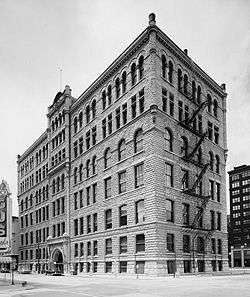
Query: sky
0 0 250 216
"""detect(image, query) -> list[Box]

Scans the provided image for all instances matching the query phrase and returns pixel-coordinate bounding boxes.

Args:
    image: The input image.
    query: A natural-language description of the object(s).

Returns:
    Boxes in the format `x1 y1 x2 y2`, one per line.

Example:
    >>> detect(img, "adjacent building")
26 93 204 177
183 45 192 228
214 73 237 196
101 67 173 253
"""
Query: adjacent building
228 165 250 267
17 14 228 276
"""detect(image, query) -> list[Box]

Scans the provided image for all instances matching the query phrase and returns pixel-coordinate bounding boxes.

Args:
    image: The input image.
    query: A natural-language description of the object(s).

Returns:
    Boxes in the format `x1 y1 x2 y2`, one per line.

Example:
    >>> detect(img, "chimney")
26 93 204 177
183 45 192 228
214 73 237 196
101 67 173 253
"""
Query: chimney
149 13 156 26
184 49 188 55
64 85 71 96
221 83 226 91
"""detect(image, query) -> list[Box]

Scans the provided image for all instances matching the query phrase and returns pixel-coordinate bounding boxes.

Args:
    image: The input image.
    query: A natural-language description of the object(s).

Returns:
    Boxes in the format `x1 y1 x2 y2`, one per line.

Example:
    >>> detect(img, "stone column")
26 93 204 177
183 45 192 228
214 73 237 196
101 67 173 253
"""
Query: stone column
231 246 234 268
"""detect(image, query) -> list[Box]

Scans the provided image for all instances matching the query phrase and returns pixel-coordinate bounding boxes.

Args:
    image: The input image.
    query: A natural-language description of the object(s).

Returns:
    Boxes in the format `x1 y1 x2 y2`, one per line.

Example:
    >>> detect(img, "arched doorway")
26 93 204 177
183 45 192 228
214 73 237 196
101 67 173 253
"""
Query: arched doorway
53 249 64 274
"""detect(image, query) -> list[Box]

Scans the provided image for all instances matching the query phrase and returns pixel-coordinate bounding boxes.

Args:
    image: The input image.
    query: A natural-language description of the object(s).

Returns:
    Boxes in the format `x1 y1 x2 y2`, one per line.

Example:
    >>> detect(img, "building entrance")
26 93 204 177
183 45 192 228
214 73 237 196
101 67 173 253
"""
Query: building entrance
53 250 64 274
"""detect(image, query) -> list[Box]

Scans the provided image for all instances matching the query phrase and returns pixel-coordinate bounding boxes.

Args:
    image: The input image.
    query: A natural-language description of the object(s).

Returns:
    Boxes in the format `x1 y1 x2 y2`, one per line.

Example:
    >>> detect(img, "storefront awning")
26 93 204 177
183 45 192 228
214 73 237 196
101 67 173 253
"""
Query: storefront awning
0 256 12 263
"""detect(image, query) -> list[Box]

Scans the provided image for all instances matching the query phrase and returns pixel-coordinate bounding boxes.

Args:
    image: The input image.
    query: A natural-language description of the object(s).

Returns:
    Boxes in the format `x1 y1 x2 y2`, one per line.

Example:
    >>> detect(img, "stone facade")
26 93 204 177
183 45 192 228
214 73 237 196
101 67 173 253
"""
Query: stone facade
17 14 228 276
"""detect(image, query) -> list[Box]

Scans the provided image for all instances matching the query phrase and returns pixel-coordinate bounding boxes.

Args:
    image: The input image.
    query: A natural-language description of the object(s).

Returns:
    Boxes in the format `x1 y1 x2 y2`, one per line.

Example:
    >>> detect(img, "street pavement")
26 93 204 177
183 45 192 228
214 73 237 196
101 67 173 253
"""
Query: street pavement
1 272 250 297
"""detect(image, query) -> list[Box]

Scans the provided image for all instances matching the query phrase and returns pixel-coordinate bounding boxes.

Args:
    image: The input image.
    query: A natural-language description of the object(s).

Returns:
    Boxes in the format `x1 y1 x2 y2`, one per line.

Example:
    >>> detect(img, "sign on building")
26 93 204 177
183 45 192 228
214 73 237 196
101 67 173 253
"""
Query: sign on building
0 181 11 253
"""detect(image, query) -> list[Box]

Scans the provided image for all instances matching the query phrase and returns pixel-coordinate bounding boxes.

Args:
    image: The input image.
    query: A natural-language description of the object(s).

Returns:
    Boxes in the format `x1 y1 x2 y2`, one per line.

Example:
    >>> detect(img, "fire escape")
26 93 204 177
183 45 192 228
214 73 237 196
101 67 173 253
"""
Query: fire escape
179 98 214 271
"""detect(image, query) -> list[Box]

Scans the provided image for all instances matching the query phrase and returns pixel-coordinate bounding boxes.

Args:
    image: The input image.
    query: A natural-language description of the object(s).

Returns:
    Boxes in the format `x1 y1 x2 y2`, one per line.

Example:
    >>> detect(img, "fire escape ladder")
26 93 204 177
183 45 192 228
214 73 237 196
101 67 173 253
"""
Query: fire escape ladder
185 100 209 126
185 163 209 194
191 196 210 229
186 131 207 161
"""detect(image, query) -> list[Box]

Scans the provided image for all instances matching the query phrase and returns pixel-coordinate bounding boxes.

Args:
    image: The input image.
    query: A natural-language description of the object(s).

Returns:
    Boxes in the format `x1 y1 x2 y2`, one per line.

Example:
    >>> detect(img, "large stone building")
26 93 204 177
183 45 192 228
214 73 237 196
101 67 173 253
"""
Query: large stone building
17 14 228 275
228 165 250 268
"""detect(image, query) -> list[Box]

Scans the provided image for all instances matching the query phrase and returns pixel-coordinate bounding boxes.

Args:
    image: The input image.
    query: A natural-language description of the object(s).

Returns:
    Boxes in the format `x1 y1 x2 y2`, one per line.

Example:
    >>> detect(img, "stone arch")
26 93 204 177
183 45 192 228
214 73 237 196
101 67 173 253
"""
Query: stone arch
52 248 64 274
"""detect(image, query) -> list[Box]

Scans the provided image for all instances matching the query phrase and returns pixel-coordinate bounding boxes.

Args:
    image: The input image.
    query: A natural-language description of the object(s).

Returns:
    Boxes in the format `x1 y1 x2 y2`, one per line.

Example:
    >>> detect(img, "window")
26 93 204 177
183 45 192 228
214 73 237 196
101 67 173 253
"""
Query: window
135 261 145 274
165 163 173 187
208 121 213 140
119 261 127 273
73 117 78 134
209 180 215 200
181 136 188 157
105 209 112 229
105 238 112 254
183 260 191 273
166 233 175 252
139 88 144 113
87 241 91 256
162 55 167 78
136 234 145 253
86 130 90 150
119 205 127 226
86 105 90 123
107 85 112 105
214 126 219 144
182 203 189 225
169 93 174 116
86 186 91 205
79 217 84 234
86 159 90 178
80 242 84 256
93 213 98 232
207 94 212 113
183 74 188 95
211 238 216 254
104 177 112 199
134 129 143 153
209 151 214 171
93 240 98 256
197 237 205 253
74 243 78 257
87 215 91 233
104 148 111 169
122 103 127 125
197 207 203 228
74 167 78 185
122 71 127 93
138 56 144 79
136 200 145 223
118 171 126 194
215 155 220 174
197 85 201 104
92 156 97 175
168 61 173 83
217 212 221 231
102 90 106 110
92 183 97 203
108 113 112 134
91 100 96 119
74 219 78 236
119 236 127 253
131 63 137 86
115 77 120 99
178 69 182 91
210 210 215 230
217 239 222 254
92 126 97 145
181 169 189 190
216 183 221 202
102 119 106 139
131 95 136 119
162 88 167 112
213 100 218 117
105 262 112 273
183 235 190 253
178 100 183 121
74 192 78 210
165 128 173 152
118 139 126 161
115 108 121 129
135 163 144 188
166 199 174 222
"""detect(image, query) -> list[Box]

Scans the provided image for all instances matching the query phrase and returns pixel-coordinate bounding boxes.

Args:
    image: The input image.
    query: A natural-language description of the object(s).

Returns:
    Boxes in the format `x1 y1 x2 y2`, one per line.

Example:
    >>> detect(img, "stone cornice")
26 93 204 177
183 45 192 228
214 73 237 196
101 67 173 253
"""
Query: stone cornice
18 131 48 163
155 27 227 98
71 27 150 112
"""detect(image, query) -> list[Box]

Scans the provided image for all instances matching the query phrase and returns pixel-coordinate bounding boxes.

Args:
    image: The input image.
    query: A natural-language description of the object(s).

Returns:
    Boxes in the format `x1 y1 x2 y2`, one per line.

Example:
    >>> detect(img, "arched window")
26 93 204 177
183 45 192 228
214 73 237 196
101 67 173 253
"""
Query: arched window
115 77 120 99
86 160 91 178
92 156 97 175
138 55 144 79
102 90 106 110
162 55 167 78
74 167 78 185
134 129 143 153
91 100 96 119
178 69 182 91
55 117 58 129
197 85 201 104
168 61 173 83
57 176 60 192
183 74 188 95
122 72 127 94
118 139 126 161
42 187 46 200
51 121 55 132
107 85 112 105
104 148 111 169
207 94 212 113
29 194 33 207
86 105 90 123
165 128 173 152
215 155 220 174
73 117 78 134
131 63 137 86
52 179 56 194
78 164 83 182
209 151 214 171
213 100 218 118
61 174 65 189
25 197 28 209
192 81 196 101
59 113 62 126
46 184 49 199
181 136 188 157
79 112 83 128
197 147 202 164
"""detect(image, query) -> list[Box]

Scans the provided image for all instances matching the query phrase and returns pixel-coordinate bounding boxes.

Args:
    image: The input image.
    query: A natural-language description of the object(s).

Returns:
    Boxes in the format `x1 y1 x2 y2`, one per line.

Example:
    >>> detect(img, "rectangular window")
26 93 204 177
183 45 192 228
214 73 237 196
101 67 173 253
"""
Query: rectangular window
166 199 174 222
93 240 98 256
131 95 137 119
165 163 173 187
216 183 221 202
208 121 213 140
87 215 91 233
79 217 84 235
105 262 112 273
122 103 127 125
86 186 91 206
73 141 78 158
93 262 98 273
136 200 145 223
119 205 127 226
210 210 215 230
105 209 112 229
169 93 174 117
92 183 97 204
178 101 183 121
104 177 112 199
105 238 112 255
166 233 175 252
116 108 121 129
183 235 190 253
135 261 145 274
74 243 78 257
119 261 127 273
182 203 190 225
87 241 91 256
162 88 167 112
139 88 145 113
108 113 112 134
217 212 221 231
136 234 145 253
80 242 84 257
119 236 127 253
181 169 189 190
79 137 83 154
102 119 106 139
197 237 205 253
74 219 78 236
209 180 215 200
74 192 78 210
79 190 83 208
118 171 126 193
86 131 90 150
93 213 98 232
214 126 219 144
217 239 222 254
135 163 144 188
211 238 216 254
197 207 203 228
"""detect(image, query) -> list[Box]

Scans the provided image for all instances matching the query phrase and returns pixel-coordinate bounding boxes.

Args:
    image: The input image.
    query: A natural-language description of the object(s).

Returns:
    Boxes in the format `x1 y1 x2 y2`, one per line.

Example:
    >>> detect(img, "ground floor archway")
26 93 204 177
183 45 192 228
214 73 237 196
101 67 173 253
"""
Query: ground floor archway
52 249 64 274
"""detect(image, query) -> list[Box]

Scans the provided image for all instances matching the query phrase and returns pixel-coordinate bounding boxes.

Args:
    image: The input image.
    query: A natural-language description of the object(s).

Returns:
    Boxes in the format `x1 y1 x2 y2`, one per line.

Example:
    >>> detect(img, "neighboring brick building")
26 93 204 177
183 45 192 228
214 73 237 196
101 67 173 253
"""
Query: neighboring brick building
228 165 250 267
17 14 228 275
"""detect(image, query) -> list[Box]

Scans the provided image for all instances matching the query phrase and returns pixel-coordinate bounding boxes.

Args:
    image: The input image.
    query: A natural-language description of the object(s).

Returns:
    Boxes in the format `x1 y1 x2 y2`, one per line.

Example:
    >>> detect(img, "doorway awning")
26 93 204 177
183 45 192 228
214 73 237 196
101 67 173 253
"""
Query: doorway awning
0 256 12 263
